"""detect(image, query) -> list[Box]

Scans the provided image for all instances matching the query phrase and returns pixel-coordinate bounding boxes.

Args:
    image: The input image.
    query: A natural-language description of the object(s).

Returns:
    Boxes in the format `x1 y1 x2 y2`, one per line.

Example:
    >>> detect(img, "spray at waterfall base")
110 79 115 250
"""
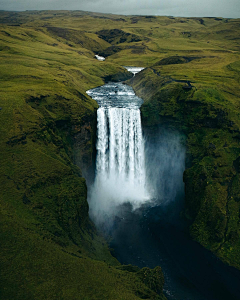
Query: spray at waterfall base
87 82 185 231
87 83 150 228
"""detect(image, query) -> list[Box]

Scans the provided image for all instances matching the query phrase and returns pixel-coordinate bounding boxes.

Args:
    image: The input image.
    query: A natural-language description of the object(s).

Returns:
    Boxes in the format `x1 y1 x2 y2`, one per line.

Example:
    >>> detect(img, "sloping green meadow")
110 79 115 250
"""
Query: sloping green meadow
1 10 240 299
0 12 167 300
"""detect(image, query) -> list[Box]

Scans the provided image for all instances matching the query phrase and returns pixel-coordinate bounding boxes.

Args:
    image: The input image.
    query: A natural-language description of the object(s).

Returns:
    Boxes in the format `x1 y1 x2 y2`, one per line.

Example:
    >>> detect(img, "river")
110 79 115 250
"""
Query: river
86 72 240 300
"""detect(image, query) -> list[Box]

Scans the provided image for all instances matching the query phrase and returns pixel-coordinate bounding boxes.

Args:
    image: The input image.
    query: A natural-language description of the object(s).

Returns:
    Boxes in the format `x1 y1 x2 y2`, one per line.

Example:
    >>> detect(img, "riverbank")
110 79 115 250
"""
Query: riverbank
1 10 240 299
86 79 240 299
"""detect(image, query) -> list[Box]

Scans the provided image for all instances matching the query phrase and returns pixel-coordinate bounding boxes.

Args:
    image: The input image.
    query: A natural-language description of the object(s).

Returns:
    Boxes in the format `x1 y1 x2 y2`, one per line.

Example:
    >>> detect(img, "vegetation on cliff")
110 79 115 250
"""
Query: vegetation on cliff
0 10 166 300
129 45 240 269
1 9 240 299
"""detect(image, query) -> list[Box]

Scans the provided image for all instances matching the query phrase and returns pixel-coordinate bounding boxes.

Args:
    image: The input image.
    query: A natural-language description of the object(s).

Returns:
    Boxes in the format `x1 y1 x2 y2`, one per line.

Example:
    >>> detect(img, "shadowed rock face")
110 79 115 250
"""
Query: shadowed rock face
1 9 240 300
129 67 240 271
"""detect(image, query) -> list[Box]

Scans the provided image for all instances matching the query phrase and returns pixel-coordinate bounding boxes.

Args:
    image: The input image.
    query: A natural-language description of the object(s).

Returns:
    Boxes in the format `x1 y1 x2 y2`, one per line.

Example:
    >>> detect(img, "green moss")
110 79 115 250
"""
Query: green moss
1 9 240 297
130 63 240 269
0 16 167 299
0 218 164 300
154 56 198 66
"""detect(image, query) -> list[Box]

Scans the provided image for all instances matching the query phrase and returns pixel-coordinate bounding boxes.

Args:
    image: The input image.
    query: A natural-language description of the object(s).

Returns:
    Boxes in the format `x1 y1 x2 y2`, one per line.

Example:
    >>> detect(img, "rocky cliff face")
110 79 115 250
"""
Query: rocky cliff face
129 68 240 269
2 10 240 299
0 21 166 299
73 109 97 182
1 79 167 300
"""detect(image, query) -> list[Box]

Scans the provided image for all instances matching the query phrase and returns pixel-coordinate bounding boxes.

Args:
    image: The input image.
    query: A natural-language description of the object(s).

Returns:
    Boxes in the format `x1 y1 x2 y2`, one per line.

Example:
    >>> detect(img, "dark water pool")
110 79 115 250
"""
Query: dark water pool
109 202 240 300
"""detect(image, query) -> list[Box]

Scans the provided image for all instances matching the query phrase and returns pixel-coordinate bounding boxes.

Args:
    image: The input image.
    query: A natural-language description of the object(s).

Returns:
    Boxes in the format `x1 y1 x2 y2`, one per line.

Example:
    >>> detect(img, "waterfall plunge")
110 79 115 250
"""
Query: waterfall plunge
87 83 150 225
96 107 147 199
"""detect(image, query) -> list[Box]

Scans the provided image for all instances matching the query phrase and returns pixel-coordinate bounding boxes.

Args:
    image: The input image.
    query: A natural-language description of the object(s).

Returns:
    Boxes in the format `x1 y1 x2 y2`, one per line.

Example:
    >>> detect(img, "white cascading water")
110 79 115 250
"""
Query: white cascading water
96 107 146 197
87 81 149 224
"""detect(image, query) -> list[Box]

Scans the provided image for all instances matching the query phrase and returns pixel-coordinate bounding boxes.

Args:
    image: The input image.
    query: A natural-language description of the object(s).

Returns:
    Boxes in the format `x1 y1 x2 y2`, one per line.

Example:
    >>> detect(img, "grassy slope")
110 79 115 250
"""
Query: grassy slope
1 9 240 298
123 18 240 268
0 12 166 300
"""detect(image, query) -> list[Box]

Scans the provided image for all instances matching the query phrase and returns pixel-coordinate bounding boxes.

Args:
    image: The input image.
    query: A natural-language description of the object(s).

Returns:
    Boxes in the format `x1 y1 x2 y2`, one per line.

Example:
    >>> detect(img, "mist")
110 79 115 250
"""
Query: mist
144 127 186 210
88 123 186 233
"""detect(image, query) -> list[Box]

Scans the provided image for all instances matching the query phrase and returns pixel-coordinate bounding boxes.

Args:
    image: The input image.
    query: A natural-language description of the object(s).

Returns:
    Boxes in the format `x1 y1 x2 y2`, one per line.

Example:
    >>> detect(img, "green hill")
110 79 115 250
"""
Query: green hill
1 9 240 299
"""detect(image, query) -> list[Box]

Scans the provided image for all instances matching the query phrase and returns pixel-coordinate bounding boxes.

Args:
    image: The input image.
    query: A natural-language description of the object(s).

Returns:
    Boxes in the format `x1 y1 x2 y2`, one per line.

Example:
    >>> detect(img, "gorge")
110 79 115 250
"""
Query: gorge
1 10 240 300
87 76 240 300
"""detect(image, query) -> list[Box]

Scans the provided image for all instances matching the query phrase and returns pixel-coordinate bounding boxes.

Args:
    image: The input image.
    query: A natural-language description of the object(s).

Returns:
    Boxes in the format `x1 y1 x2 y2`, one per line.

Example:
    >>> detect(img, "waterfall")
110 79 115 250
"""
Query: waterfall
87 83 149 224
96 107 147 196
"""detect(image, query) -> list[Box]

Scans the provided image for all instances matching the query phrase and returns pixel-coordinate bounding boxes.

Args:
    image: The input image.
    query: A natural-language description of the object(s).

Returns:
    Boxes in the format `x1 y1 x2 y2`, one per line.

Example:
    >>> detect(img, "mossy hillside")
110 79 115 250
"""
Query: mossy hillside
1 11 240 68
97 29 142 45
1 177 166 300
0 21 167 299
129 61 240 269
1 214 166 300
117 265 165 299
1 10 240 298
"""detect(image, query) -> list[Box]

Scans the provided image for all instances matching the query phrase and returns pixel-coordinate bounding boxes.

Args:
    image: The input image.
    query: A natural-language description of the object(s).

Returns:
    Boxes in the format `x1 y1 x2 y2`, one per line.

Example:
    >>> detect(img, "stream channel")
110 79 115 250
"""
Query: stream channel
86 68 240 300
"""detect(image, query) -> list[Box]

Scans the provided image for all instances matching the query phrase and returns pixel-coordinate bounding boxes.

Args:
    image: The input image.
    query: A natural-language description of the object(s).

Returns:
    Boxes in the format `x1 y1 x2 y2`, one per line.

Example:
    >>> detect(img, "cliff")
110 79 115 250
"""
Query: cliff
129 62 240 269
1 10 240 298
0 12 166 300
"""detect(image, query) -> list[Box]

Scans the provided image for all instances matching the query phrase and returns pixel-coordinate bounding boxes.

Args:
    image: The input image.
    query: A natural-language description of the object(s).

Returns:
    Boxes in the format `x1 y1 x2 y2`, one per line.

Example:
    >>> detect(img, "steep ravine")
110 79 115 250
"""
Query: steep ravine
0 71 166 299
128 67 240 270
86 78 240 300
1 11 240 300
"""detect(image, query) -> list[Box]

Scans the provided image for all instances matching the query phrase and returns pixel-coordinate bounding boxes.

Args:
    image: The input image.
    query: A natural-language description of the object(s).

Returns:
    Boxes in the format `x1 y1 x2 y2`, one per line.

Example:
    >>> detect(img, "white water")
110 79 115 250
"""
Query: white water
124 66 144 76
87 83 149 224
95 54 105 61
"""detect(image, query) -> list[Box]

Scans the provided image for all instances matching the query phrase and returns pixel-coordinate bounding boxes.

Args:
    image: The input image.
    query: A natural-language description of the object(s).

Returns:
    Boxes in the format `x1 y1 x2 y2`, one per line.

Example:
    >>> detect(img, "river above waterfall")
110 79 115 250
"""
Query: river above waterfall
87 82 143 108
86 81 240 300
